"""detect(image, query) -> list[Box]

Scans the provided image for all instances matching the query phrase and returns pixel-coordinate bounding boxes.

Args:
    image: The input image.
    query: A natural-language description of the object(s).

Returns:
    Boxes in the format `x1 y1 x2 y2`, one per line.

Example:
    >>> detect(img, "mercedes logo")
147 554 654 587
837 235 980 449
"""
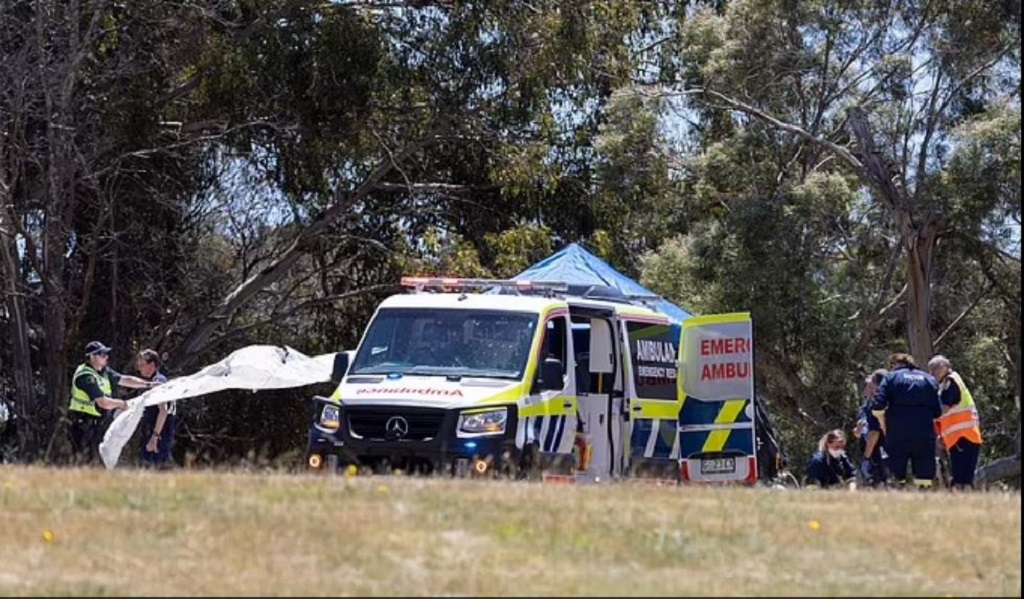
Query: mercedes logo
385 416 409 439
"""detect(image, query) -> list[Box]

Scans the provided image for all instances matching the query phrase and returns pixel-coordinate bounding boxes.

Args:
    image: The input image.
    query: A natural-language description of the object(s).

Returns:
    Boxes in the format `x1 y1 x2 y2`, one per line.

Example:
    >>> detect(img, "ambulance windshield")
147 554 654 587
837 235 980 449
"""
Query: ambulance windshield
349 308 539 380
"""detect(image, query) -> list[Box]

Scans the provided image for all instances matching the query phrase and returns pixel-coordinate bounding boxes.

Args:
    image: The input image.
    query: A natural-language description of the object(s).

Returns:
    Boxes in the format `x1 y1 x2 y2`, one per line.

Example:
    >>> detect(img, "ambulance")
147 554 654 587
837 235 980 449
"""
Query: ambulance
305 277 758 483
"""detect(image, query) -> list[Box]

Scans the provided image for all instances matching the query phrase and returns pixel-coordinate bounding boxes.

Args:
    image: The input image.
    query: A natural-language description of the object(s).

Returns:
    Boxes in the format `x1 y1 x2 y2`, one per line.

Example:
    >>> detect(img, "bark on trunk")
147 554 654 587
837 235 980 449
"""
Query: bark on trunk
903 216 939 365
42 213 69 460
0 207 37 456
849 109 938 366
1007 312 1022 457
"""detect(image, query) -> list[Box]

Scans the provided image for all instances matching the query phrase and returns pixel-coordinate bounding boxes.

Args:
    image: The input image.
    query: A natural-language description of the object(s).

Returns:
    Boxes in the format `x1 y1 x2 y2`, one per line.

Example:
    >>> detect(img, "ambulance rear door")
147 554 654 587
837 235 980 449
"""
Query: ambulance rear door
677 313 757 484
623 317 683 477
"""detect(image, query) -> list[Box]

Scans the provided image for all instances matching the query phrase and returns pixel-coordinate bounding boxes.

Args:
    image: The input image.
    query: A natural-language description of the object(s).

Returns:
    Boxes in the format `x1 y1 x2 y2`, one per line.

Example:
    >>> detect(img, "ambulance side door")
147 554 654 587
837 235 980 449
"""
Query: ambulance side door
521 311 576 456
623 319 682 468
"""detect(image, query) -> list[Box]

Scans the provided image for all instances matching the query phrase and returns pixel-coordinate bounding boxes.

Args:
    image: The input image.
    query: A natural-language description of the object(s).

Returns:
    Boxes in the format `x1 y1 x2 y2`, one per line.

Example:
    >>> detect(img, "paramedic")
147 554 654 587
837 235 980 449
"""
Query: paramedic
805 429 856 488
854 368 889 485
871 353 941 489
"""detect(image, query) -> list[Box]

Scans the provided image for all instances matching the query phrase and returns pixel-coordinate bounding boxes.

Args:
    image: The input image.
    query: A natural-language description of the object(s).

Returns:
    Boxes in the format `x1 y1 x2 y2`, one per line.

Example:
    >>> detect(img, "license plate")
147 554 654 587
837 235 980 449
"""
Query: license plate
700 457 736 474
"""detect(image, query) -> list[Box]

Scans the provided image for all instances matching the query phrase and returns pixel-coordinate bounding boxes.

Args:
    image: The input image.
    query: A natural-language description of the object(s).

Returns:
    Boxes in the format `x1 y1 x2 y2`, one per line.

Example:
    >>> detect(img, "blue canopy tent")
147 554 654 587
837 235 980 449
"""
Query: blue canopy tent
512 242 692 323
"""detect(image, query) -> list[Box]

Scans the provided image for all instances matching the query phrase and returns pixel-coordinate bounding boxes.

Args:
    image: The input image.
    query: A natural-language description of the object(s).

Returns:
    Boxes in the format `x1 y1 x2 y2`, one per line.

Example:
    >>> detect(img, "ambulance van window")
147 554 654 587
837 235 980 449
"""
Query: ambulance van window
534 316 568 393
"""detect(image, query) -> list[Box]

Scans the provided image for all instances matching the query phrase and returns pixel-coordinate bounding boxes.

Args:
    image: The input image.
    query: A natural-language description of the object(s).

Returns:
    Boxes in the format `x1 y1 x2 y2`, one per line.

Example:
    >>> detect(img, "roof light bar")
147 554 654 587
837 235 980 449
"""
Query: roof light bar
622 293 663 301
400 277 569 294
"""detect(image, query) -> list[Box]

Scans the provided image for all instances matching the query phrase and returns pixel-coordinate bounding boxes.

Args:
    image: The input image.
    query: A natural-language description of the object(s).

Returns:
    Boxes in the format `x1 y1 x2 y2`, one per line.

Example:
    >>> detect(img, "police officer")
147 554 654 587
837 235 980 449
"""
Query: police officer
928 355 983 490
870 353 942 489
68 341 162 465
854 368 889 486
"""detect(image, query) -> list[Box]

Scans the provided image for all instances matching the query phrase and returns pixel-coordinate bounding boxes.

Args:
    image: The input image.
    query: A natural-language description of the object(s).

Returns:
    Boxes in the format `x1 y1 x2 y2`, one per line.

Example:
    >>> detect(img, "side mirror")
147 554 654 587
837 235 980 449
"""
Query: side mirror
330 352 350 385
540 357 564 391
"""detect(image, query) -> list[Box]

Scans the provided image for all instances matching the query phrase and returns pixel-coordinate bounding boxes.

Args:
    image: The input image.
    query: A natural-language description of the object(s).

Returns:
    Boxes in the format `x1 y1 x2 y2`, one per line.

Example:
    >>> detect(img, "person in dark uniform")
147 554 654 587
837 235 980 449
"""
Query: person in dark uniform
854 368 889 486
871 353 941 489
804 429 856 488
68 341 162 465
134 349 176 469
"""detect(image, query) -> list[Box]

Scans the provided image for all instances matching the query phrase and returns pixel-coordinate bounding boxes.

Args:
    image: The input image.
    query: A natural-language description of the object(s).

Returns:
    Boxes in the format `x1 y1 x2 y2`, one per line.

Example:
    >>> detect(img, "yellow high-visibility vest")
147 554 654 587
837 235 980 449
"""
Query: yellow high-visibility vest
68 364 112 418
937 371 982 449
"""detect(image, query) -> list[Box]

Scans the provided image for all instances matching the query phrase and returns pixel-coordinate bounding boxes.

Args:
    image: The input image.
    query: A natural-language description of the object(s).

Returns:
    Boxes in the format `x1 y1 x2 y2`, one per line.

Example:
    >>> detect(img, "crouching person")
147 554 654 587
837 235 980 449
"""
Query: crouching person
805 429 856 488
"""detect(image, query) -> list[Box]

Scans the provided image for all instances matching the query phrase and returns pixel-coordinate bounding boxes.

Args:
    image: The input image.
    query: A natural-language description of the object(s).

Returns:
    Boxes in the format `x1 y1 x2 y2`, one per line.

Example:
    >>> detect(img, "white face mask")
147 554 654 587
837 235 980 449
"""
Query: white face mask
828 448 845 459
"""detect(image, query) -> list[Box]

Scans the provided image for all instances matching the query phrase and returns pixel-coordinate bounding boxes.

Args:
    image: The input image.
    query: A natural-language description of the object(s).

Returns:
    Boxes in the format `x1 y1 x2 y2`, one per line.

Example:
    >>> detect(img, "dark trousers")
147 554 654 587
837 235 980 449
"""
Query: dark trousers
861 436 890 486
68 412 108 465
887 436 937 483
866 454 890 486
948 438 981 487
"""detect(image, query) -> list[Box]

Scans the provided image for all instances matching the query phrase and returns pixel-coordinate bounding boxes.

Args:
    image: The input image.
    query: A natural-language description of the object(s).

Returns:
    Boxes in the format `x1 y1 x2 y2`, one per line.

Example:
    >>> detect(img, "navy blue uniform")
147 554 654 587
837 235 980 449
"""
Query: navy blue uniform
871 365 941 484
856 400 889 484
805 451 856 488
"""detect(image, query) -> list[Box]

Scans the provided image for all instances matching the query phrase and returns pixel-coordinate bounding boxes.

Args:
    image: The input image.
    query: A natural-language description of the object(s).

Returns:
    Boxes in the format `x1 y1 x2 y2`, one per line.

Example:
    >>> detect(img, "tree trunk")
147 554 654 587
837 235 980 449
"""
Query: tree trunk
684 98 945 373
1007 311 1022 457
41 212 69 460
903 215 939 365
848 108 938 366
110 235 119 351
0 206 37 457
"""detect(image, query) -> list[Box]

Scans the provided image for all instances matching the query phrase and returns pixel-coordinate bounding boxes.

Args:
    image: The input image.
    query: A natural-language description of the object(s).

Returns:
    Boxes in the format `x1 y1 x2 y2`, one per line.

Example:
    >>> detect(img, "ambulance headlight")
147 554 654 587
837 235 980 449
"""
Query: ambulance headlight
318 404 341 430
457 408 507 437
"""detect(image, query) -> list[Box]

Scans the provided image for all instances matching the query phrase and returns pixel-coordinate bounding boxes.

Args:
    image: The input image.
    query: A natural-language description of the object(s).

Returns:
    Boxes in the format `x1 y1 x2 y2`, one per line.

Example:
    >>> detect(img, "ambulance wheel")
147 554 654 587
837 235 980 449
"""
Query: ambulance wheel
518 442 542 481
497 449 518 479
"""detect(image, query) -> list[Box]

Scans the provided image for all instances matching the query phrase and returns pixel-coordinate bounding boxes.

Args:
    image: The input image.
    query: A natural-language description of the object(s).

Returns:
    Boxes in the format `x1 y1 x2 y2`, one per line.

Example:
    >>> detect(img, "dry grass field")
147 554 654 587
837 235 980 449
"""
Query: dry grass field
0 465 1019 596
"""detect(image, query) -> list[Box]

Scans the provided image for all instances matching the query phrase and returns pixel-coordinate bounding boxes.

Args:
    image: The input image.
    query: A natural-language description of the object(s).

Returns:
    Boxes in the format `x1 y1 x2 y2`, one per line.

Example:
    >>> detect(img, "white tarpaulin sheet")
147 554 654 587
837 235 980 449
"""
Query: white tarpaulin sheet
99 345 337 469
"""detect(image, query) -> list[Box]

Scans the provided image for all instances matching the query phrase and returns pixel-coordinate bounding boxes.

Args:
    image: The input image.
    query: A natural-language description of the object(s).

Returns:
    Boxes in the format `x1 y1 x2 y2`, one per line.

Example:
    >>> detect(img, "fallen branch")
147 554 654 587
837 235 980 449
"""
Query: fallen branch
975 454 1022 487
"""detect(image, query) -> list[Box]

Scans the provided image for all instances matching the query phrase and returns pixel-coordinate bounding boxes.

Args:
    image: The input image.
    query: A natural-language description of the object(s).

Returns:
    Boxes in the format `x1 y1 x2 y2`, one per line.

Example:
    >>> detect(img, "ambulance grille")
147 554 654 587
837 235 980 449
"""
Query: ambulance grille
346 407 445 441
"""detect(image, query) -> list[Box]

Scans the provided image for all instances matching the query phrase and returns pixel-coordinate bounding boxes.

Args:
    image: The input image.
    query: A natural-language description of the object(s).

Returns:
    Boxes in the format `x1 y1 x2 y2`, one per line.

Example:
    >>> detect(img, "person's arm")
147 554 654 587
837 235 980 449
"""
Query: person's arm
853 406 867 439
939 379 960 414
76 373 130 411
146 403 170 453
870 377 890 437
805 456 827 487
864 430 882 459
840 455 856 480
116 372 161 390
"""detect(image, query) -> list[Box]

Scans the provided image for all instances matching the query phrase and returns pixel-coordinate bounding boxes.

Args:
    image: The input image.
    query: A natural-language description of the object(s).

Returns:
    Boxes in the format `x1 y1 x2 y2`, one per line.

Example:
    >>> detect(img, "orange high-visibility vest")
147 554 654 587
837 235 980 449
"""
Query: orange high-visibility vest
937 371 982 449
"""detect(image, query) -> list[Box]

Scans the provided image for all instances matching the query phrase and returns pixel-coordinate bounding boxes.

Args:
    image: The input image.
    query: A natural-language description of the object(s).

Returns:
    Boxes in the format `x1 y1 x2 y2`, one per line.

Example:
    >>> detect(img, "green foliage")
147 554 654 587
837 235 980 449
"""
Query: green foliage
1 0 1019 472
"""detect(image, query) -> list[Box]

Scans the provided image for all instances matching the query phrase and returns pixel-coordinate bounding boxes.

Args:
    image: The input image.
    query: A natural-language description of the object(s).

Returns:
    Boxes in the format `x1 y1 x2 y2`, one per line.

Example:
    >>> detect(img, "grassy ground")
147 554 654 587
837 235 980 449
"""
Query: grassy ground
0 466 1019 597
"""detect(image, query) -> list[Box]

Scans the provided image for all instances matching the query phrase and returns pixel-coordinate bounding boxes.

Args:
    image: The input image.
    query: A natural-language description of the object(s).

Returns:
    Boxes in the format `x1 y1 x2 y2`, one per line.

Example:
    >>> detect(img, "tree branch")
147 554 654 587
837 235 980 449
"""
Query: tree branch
933 283 992 348
167 124 445 369
913 65 944 204
204 283 400 354
375 182 501 194
693 87 865 172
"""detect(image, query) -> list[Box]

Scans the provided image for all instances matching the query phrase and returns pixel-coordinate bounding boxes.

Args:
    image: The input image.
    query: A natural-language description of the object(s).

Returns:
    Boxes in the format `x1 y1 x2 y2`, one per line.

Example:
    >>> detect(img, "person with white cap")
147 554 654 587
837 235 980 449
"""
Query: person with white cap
68 340 162 465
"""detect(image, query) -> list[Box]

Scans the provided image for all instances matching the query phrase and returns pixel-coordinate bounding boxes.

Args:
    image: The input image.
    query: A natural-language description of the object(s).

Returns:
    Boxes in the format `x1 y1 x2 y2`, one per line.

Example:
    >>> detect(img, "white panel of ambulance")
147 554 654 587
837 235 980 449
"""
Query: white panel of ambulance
677 313 757 483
